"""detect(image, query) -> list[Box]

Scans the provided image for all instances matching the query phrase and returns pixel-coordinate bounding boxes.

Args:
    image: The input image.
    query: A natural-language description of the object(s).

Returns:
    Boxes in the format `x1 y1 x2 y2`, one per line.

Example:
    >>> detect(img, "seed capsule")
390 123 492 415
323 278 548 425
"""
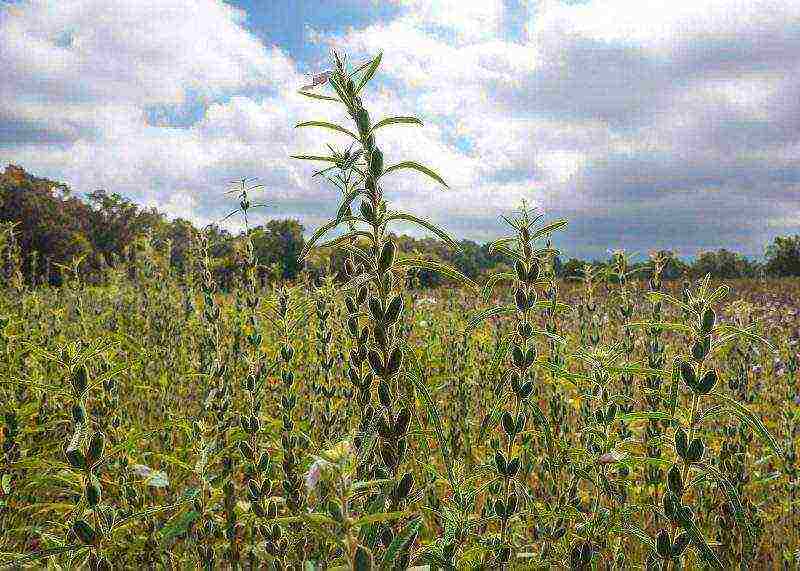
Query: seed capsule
668 465 684 496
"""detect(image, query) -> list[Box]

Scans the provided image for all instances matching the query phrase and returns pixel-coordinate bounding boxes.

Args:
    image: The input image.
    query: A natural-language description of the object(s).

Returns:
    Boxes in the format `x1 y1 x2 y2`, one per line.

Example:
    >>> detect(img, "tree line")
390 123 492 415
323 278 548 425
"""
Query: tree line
1 164 798 287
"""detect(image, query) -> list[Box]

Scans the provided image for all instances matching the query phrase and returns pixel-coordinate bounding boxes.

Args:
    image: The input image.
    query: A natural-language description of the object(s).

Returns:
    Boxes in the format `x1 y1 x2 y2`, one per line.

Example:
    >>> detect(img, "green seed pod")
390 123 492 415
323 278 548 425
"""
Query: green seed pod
580 541 592 566
370 149 384 177
516 412 526 433
687 438 704 463
494 498 506 519
360 200 375 223
512 345 526 369
72 403 87 425
394 407 411 437
495 451 508 476
257 452 271 473
701 307 716 333
663 493 677 520
280 345 294 363
373 323 388 349
514 288 528 311
502 411 516 437
377 415 393 439
381 272 394 292
386 346 402 377
380 442 396 469
73 519 98 545
65 446 86 470
385 295 403 324
605 403 617 424
692 336 710 361
378 240 395 274
347 316 359 337
675 428 688 459
668 465 684 496
514 260 527 282
86 474 102 507
394 472 414 502
498 546 511 563
86 431 105 466
656 529 671 558
368 350 385 377
377 380 391 407
248 480 261 501
517 321 533 339
570 545 582 569
355 108 370 133
357 285 369 306
680 361 697 389
527 260 540 283
327 499 344 523
239 441 254 460
368 297 384 322
396 438 407 464
506 493 518 517
71 365 88 394
525 347 536 367
507 457 520 478
697 369 717 394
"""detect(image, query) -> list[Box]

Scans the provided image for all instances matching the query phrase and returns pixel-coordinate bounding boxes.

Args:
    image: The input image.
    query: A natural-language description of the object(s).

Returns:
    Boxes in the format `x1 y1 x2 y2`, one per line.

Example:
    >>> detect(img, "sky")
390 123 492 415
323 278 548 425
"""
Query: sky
1 0 798 260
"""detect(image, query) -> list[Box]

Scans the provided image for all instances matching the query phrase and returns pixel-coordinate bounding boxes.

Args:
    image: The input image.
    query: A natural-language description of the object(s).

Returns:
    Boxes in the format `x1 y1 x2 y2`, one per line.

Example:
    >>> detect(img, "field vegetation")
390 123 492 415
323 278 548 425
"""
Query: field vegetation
0 50 798 570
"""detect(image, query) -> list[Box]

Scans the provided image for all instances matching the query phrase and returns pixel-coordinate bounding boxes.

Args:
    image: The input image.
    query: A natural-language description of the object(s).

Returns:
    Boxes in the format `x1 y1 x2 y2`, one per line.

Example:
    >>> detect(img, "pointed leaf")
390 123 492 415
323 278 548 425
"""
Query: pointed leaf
295 121 358 140
355 52 383 94
383 161 448 188
370 116 423 134
384 212 458 249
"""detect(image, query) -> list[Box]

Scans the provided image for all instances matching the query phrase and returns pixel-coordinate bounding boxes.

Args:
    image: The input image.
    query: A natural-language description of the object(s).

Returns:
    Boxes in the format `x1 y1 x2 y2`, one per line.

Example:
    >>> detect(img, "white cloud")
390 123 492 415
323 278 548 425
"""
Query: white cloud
2 0 799 257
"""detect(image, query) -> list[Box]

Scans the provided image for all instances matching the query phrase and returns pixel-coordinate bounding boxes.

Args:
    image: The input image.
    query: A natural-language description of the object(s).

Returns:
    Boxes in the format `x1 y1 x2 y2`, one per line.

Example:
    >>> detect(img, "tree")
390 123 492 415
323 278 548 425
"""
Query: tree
765 235 800 277
690 249 758 279
250 219 305 280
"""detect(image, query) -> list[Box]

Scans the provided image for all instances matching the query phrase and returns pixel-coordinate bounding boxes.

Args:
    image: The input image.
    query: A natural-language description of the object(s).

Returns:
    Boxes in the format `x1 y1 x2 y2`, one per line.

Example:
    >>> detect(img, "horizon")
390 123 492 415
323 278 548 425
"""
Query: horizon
1 0 798 260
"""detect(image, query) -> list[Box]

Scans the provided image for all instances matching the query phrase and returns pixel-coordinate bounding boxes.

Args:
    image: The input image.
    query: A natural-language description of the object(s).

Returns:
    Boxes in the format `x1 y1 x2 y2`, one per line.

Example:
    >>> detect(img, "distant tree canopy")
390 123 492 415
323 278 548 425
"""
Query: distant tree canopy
765 235 800 277
1 164 798 287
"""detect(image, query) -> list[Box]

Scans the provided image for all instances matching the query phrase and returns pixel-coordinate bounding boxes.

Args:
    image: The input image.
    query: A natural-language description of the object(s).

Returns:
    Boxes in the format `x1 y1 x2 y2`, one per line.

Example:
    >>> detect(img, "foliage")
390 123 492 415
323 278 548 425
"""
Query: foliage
0 50 796 570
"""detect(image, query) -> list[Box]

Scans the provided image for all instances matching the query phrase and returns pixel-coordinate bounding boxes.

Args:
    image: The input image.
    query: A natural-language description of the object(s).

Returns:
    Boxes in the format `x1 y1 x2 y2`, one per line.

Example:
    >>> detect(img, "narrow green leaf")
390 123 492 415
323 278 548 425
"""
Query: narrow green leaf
300 216 359 259
290 154 339 163
710 392 783 460
382 161 448 188
297 90 339 102
394 257 478 293
355 51 383 94
370 116 423 134
380 517 422 569
530 219 568 241
385 212 459 249
481 272 516 301
465 306 516 333
295 121 359 140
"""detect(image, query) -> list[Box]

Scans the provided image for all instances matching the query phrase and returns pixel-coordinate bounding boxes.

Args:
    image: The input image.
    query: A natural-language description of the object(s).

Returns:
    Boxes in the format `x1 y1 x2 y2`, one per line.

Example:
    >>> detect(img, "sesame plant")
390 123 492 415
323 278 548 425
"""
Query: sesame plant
292 48 476 567
0 47 796 571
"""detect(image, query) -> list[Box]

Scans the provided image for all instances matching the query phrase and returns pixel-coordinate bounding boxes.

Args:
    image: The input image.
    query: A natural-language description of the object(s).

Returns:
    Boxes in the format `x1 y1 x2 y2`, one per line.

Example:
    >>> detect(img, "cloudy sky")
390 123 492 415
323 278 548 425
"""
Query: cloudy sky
1 0 798 259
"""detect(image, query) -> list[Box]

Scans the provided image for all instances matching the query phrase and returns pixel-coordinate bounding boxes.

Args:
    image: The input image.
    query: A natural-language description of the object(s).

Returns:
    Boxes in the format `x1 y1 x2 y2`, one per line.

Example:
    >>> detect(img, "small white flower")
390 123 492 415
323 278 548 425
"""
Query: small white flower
305 459 328 492
597 451 622 465
131 464 170 488
301 71 333 91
